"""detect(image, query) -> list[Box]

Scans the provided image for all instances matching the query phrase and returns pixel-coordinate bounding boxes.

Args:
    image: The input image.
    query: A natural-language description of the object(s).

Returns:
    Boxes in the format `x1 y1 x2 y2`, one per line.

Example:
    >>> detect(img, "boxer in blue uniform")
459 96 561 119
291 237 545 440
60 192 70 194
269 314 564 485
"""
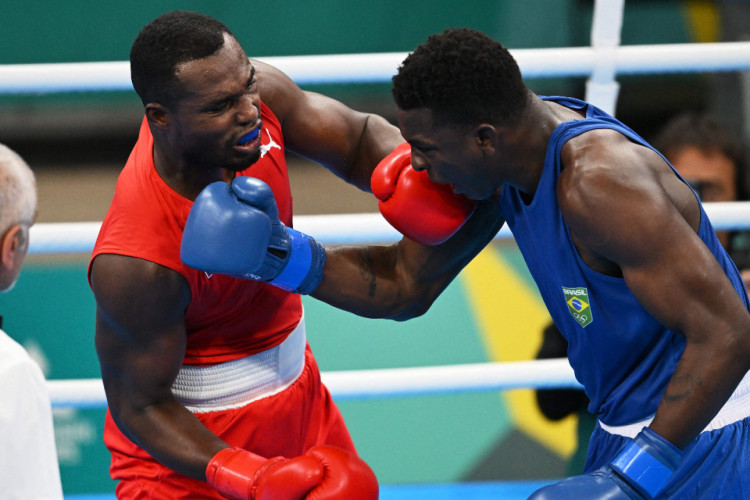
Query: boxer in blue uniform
182 28 750 499
502 96 750 499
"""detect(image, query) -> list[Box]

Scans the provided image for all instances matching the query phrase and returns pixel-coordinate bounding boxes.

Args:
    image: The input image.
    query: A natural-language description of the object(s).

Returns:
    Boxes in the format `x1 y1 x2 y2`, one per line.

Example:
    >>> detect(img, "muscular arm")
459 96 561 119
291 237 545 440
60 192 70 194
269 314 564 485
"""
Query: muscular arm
90 254 227 480
312 196 506 320
254 59 403 190
559 130 750 448
252 60 501 317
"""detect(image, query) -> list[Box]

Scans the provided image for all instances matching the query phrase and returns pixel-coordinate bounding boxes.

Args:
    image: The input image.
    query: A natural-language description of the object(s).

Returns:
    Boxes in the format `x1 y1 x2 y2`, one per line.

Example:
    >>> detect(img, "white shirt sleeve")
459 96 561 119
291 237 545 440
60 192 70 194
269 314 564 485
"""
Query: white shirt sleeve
0 329 64 500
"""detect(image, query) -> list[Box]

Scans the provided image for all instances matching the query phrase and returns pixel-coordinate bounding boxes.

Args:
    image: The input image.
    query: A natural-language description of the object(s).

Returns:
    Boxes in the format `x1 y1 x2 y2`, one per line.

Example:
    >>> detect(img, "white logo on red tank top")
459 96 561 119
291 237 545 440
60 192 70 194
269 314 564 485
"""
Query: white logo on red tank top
259 129 281 158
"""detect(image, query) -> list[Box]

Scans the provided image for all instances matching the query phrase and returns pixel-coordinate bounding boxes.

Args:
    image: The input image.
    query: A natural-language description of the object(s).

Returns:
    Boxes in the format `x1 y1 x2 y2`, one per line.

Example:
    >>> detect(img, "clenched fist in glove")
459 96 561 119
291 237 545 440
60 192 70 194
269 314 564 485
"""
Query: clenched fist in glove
206 445 379 500
181 176 325 295
371 142 476 245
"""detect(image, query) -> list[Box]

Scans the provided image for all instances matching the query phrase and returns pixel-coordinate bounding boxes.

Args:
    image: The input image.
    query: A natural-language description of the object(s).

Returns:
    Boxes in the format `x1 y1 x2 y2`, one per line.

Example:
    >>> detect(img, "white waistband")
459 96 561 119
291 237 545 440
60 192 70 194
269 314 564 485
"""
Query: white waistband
171 316 306 413
599 370 750 438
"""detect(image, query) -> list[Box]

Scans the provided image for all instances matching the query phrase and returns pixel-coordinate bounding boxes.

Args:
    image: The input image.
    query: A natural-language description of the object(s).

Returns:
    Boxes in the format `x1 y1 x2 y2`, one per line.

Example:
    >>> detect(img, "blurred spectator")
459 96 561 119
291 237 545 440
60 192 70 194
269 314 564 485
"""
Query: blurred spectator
652 111 750 288
0 143 63 499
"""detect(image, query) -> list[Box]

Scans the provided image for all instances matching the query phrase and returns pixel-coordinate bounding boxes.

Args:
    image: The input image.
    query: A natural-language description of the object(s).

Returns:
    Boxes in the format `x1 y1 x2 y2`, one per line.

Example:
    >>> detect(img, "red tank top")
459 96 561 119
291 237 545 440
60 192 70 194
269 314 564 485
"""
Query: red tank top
90 103 302 365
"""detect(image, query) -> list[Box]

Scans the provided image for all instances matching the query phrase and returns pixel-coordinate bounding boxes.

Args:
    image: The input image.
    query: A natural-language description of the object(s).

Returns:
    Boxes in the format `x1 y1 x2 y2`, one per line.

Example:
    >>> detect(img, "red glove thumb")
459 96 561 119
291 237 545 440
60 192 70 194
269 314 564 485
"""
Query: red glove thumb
255 455 325 500
305 445 379 500
371 142 411 201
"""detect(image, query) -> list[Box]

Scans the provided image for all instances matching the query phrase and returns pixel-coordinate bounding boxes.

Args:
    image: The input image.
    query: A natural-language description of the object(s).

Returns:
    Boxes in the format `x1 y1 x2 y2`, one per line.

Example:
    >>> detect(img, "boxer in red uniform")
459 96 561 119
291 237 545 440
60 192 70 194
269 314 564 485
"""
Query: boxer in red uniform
88 10 423 499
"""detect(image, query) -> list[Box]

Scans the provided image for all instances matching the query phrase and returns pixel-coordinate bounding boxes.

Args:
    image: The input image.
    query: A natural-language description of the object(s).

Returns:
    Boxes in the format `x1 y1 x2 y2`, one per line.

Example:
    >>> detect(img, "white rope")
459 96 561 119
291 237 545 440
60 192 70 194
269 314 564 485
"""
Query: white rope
48 358 581 409
322 358 582 400
27 201 750 254
3 42 750 95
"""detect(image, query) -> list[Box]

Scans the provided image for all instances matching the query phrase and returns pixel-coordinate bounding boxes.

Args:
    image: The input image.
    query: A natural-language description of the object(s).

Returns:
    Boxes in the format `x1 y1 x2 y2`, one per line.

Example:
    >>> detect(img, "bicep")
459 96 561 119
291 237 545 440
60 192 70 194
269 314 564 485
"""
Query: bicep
284 91 398 188
618 216 735 336
91 254 190 413
257 60 401 188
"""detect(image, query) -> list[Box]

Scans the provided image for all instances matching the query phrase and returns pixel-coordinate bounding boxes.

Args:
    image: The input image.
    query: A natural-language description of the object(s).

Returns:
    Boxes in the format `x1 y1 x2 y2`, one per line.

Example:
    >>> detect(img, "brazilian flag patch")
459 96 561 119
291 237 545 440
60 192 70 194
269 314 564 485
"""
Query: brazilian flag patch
562 286 593 327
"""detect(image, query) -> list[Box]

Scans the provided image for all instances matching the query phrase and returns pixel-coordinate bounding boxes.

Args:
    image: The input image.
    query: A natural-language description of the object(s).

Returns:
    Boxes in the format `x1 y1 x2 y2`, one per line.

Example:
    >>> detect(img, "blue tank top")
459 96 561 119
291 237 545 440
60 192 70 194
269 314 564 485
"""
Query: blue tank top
499 96 750 425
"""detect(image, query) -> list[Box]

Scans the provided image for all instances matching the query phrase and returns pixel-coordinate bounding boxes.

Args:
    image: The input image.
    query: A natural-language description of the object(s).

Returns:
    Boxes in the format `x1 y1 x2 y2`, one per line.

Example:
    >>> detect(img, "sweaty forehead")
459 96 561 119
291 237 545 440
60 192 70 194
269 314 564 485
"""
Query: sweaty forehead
175 34 251 94
397 108 438 141
398 107 466 149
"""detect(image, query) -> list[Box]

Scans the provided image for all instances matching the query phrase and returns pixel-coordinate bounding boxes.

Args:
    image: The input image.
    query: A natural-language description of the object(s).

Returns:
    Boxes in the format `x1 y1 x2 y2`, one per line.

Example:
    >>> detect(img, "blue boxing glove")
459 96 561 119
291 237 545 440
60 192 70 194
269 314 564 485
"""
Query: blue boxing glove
529 428 682 500
181 176 326 294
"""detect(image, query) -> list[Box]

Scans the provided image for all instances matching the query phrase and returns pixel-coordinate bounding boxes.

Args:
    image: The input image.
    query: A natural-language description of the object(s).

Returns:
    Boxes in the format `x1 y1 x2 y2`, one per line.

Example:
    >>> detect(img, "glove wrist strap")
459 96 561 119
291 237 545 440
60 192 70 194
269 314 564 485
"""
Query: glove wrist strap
207 448 268 500
610 428 682 499
271 227 326 294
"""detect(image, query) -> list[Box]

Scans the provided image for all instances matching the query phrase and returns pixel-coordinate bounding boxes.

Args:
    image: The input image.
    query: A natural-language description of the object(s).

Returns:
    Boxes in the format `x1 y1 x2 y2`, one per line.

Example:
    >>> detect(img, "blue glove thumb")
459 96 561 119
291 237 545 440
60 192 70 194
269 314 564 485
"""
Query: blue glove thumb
231 177 291 279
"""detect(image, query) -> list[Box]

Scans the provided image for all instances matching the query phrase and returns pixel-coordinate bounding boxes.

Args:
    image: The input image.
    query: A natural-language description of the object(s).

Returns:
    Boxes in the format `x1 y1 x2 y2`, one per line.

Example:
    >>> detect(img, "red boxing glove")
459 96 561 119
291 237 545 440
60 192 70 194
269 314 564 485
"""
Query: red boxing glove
206 446 378 500
371 142 476 245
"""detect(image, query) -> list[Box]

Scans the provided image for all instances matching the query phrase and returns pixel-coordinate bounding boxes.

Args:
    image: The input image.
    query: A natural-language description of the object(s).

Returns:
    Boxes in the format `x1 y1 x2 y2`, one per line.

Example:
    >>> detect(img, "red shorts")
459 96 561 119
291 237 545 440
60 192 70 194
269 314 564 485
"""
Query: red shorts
104 345 354 499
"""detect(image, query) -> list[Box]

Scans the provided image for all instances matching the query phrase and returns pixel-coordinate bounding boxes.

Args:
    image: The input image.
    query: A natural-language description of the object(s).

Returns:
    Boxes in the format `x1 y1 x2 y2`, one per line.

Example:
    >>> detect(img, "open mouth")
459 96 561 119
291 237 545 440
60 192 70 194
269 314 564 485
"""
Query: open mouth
234 126 262 154
237 127 260 146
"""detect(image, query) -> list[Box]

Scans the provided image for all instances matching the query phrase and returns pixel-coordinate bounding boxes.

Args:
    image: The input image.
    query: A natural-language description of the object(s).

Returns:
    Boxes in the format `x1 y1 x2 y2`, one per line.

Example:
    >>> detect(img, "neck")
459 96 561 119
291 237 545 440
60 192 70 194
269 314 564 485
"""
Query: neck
152 141 230 201
500 94 561 196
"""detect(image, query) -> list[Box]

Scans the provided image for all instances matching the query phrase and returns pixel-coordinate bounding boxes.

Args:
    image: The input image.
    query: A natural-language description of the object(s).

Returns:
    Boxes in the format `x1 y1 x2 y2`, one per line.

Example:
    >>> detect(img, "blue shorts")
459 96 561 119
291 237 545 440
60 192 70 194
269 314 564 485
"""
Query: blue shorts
585 416 750 499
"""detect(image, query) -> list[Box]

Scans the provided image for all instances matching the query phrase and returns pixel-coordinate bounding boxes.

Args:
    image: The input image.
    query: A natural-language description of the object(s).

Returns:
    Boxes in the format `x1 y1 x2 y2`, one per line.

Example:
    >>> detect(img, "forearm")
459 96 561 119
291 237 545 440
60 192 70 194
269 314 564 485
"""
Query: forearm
113 397 227 480
650 337 750 448
312 198 505 319
312 243 430 320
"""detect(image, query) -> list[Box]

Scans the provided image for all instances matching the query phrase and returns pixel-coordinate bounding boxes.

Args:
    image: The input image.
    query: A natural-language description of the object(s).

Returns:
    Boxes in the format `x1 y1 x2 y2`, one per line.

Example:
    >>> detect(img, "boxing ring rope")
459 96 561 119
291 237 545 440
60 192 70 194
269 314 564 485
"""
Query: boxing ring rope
2 42 750 93
48 359 583 410
28 201 750 255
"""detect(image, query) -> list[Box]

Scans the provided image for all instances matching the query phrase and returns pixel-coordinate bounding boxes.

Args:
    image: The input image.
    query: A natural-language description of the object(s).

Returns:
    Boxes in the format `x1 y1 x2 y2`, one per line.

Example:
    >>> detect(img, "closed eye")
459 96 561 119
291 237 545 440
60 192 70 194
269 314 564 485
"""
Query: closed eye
206 99 233 114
